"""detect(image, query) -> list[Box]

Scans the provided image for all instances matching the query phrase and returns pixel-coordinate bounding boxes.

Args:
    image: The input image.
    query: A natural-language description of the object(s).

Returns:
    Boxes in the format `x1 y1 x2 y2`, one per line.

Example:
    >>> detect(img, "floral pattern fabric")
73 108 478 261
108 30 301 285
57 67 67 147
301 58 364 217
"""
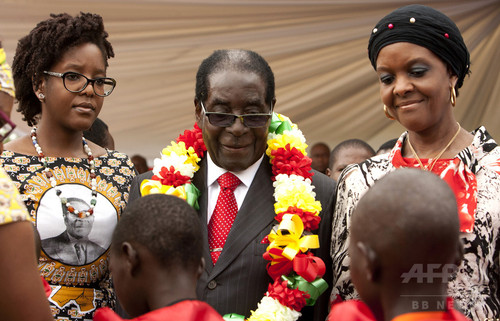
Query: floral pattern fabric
391 140 478 233
0 150 135 321
330 127 500 321
0 167 29 225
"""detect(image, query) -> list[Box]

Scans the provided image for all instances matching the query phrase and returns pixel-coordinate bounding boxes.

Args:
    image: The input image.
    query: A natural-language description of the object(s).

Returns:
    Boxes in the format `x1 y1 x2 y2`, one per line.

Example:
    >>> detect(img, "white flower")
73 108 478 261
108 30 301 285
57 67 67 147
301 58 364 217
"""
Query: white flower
267 132 279 141
153 153 196 178
282 128 306 144
273 174 315 200
248 296 301 321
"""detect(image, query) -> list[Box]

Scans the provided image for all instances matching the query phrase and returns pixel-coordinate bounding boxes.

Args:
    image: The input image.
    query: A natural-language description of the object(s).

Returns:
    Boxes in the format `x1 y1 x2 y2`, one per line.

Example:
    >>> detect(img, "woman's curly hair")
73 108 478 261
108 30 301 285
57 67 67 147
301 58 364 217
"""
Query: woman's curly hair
12 12 114 126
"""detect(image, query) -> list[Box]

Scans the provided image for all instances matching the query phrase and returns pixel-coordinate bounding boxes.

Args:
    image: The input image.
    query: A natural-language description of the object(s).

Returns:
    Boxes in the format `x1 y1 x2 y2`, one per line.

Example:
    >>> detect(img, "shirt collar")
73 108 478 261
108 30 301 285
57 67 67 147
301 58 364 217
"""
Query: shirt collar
206 152 264 188
390 127 496 175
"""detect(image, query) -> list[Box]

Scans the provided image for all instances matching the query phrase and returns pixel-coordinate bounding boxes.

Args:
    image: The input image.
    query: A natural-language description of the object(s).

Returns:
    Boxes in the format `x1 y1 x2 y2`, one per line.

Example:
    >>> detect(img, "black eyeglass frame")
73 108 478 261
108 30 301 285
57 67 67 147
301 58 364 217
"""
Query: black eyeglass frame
0 109 16 143
200 101 273 128
43 71 116 97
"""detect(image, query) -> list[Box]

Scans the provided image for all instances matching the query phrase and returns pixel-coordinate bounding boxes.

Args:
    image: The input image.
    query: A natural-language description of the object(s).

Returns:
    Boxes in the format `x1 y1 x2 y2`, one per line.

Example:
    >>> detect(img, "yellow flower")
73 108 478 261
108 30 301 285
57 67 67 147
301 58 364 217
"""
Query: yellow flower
161 141 200 171
140 180 188 200
185 145 201 170
273 175 322 214
266 134 307 158
274 192 321 215
161 141 186 157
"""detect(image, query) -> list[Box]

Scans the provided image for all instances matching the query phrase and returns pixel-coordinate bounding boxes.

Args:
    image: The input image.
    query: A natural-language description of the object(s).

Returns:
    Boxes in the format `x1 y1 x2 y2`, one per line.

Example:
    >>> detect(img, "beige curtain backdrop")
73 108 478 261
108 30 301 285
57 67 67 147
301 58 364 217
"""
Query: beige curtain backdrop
1 0 499 162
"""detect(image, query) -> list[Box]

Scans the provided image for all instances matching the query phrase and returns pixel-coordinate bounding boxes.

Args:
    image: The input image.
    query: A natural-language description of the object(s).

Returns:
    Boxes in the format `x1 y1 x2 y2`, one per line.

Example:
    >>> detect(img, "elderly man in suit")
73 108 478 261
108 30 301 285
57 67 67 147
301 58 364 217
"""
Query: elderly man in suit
41 197 105 265
129 49 335 320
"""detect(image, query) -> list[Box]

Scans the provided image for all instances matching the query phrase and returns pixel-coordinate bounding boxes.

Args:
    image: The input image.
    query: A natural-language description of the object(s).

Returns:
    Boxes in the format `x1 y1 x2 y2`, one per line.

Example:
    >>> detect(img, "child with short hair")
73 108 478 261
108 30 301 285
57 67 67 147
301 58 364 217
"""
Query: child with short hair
94 194 224 321
328 168 469 321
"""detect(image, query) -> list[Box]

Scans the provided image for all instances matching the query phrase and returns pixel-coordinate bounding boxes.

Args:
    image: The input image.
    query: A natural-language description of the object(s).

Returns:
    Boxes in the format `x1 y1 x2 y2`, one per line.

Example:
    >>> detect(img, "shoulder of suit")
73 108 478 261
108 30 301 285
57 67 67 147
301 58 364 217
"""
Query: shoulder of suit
311 170 335 189
133 170 154 182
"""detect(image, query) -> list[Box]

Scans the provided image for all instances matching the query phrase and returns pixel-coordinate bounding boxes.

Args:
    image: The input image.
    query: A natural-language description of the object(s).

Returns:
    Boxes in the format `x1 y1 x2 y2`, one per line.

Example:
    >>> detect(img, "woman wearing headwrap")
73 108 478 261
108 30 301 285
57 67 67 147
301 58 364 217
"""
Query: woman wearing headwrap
330 5 500 321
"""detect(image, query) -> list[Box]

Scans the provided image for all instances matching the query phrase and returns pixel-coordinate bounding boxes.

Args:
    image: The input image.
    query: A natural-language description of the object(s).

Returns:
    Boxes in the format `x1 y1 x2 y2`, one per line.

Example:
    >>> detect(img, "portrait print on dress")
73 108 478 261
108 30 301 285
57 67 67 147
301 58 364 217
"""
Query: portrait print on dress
38 183 116 266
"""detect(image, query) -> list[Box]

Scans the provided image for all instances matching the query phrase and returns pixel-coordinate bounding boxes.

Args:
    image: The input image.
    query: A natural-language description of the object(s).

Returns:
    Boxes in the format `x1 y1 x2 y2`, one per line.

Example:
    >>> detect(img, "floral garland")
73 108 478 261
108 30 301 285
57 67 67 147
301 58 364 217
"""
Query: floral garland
140 113 327 321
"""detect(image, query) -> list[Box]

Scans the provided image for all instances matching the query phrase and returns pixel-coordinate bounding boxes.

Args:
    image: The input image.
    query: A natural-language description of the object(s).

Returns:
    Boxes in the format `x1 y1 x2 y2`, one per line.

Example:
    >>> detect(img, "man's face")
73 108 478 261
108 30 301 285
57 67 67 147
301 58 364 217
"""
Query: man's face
63 201 94 239
310 145 330 174
196 70 272 172
330 147 374 181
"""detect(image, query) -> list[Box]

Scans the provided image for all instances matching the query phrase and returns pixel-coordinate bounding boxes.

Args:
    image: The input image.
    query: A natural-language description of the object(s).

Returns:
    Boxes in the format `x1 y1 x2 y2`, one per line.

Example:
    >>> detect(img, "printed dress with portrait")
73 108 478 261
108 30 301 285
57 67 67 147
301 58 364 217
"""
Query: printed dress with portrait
0 150 135 321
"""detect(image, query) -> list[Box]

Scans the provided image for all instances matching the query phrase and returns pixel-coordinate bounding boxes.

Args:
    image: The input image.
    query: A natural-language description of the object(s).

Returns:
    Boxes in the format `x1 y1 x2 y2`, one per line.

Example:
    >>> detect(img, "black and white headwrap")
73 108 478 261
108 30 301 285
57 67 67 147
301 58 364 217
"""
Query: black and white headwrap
368 4 470 89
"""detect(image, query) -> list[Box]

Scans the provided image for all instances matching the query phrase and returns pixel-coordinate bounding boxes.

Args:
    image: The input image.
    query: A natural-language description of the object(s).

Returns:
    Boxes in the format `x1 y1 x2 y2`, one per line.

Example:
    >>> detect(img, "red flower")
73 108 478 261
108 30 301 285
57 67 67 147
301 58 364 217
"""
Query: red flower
263 248 293 280
264 248 325 282
276 206 320 231
267 279 309 311
292 252 326 282
152 166 191 187
270 144 313 180
177 123 206 158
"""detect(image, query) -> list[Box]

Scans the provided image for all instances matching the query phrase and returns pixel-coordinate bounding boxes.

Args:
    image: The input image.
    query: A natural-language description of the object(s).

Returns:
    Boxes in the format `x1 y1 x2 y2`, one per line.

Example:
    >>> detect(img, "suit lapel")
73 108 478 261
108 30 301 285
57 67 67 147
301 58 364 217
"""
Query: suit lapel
210 157 276 279
192 158 213 275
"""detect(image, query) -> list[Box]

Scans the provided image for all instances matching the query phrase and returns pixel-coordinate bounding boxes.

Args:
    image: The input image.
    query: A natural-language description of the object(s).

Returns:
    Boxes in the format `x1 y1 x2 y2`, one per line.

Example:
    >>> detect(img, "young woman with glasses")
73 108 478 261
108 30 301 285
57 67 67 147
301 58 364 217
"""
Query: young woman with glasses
0 13 135 320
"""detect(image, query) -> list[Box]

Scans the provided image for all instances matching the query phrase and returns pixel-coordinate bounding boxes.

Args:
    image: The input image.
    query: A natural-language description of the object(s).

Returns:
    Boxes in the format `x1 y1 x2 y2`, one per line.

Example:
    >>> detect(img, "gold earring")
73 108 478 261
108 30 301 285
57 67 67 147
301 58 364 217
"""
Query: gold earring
450 87 456 107
384 105 395 120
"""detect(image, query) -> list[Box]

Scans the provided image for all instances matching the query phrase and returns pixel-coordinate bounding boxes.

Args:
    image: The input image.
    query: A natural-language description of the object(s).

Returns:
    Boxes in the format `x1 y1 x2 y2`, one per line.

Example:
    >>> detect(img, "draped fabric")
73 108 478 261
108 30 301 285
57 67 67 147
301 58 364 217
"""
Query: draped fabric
0 0 498 162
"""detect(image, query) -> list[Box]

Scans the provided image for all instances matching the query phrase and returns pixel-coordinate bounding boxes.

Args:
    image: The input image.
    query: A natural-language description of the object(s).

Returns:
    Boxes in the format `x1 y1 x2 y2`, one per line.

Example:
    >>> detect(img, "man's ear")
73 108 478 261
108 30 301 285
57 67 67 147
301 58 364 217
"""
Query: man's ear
271 97 277 111
357 241 381 282
325 168 332 178
121 241 140 277
194 98 202 125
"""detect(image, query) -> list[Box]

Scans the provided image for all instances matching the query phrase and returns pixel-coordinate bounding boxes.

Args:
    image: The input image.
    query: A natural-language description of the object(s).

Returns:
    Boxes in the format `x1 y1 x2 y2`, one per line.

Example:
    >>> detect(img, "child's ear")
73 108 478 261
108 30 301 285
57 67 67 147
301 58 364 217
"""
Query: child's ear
121 241 140 276
196 257 205 280
357 241 381 283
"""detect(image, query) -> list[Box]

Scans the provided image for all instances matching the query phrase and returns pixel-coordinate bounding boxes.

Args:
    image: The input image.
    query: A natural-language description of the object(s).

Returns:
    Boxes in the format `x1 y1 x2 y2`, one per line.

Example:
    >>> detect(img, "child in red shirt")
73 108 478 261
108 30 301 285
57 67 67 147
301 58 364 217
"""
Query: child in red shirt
94 194 223 321
329 169 470 321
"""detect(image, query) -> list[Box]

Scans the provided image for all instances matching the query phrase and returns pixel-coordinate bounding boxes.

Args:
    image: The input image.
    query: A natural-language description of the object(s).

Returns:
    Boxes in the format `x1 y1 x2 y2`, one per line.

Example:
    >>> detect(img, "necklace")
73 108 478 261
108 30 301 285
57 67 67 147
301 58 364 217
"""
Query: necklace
31 127 98 218
407 122 461 172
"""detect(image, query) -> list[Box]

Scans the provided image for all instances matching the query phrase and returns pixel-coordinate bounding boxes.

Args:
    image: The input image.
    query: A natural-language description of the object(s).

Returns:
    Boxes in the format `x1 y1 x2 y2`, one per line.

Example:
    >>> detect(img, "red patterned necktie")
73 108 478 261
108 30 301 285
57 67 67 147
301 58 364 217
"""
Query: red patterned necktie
208 172 241 264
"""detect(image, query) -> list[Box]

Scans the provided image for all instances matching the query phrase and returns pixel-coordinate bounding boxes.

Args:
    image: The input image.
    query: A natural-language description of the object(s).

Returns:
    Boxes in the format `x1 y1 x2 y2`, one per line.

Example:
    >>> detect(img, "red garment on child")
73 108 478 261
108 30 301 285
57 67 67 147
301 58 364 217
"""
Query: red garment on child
93 300 224 321
392 310 471 321
328 300 375 321
328 299 471 321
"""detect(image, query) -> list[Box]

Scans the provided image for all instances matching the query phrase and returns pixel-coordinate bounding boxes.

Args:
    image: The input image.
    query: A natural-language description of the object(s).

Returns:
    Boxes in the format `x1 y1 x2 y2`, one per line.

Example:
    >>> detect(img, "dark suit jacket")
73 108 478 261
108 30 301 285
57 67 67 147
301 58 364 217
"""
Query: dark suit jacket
129 156 335 320
41 231 105 265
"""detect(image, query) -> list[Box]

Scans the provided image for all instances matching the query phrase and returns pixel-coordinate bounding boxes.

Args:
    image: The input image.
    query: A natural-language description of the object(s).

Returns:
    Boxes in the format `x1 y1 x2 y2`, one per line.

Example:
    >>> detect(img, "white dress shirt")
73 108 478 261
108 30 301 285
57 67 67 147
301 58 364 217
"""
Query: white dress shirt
206 153 264 224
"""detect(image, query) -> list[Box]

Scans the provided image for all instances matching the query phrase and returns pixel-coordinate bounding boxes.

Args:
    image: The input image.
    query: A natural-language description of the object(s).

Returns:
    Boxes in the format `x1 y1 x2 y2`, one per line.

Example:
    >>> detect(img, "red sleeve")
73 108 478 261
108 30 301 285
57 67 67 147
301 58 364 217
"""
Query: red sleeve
93 307 125 321
328 300 376 321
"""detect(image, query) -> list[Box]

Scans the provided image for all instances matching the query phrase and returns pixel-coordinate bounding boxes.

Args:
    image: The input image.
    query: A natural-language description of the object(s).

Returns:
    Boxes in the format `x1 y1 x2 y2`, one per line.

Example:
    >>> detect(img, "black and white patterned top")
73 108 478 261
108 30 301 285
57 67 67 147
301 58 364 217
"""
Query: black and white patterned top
330 127 500 321
0 150 135 321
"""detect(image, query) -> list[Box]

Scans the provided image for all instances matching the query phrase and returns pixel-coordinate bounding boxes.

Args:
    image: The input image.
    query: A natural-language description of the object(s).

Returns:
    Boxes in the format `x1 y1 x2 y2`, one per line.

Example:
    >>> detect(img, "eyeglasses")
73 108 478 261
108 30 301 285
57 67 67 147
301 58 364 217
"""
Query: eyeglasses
43 71 116 97
0 109 16 143
200 101 272 128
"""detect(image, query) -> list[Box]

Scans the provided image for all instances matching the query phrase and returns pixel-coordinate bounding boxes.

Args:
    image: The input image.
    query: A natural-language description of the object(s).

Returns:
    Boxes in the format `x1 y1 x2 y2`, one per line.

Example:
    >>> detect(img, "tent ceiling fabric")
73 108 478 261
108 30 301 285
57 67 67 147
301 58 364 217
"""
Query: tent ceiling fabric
1 0 499 162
